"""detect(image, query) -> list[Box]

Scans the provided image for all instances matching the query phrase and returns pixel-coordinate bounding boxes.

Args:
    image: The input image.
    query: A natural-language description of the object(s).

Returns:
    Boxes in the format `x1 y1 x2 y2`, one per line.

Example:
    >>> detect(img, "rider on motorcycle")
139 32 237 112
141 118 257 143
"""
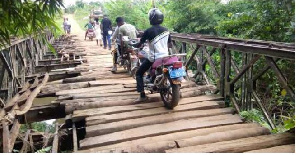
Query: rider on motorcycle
111 17 139 72
133 8 172 102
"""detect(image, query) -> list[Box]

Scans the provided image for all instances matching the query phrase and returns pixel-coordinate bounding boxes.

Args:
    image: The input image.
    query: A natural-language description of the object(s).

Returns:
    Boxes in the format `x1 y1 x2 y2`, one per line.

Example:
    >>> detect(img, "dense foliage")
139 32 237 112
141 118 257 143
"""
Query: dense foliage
0 0 64 47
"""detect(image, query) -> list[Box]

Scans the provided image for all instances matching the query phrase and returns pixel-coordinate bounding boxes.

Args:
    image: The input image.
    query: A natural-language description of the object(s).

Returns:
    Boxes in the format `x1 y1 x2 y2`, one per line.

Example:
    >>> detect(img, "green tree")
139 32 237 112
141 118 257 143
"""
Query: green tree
0 0 64 47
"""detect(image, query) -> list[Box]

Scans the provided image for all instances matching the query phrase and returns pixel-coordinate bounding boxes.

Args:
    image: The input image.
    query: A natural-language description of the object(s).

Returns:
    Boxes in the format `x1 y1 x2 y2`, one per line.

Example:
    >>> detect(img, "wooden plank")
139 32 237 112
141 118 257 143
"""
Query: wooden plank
86 101 224 126
245 144 295 153
52 123 59 153
78 123 260 153
71 92 139 99
16 73 49 115
72 94 221 118
99 126 270 153
86 108 234 137
72 123 78 152
40 82 89 95
56 85 135 96
80 114 243 149
63 74 131 83
166 132 294 153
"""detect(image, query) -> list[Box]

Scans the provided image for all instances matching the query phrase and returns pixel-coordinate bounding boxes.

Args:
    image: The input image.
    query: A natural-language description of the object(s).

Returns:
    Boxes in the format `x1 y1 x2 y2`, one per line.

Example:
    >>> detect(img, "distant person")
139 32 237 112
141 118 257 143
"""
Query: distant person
84 20 94 40
63 18 71 34
94 18 103 46
101 15 112 50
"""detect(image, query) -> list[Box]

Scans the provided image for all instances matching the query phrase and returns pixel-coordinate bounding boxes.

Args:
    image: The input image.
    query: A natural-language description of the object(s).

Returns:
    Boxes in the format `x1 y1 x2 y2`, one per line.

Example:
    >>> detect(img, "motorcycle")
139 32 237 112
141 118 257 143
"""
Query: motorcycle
86 29 95 41
147 54 187 109
128 41 187 109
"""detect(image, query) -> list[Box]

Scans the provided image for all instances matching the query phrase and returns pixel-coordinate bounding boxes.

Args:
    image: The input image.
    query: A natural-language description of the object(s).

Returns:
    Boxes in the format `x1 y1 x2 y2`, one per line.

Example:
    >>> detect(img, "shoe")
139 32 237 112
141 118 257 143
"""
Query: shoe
104 47 107 49
109 48 111 50
111 64 117 72
134 96 148 103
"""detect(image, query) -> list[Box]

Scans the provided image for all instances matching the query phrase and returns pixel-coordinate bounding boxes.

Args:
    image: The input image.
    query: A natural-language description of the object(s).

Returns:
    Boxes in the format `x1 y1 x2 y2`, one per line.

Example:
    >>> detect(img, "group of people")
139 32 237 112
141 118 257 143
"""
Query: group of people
85 8 171 103
84 15 113 50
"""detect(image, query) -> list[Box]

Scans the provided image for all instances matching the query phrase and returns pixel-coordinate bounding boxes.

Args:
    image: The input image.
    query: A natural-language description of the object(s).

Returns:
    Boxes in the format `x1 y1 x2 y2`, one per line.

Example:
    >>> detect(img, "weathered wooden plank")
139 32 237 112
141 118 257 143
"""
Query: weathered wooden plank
56 85 134 96
245 144 295 153
16 73 49 115
72 95 223 120
63 74 131 83
41 82 89 95
80 114 243 149
77 123 260 153
166 132 294 153
86 101 224 125
86 108 234 137
100 126 270 153
71 92 139 99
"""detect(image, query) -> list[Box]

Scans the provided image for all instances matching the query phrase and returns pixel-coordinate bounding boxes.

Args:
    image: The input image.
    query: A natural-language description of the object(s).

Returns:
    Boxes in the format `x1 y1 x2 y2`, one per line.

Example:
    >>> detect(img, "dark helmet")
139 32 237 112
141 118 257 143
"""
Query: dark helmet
148 8 164 25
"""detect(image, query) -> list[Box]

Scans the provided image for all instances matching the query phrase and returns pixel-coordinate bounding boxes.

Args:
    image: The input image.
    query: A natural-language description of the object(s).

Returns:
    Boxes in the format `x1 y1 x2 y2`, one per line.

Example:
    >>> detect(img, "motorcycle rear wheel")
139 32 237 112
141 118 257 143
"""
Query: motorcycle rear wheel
160 78 180 109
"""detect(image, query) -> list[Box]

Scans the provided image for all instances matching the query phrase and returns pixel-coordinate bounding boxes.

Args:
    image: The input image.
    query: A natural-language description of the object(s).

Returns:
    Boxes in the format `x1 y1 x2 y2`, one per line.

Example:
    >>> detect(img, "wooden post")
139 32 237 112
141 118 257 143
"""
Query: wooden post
225 50 232 98
219 48 226 97
72 123 78 152
2 120 11 153
9 119 21 149
20 130 31 153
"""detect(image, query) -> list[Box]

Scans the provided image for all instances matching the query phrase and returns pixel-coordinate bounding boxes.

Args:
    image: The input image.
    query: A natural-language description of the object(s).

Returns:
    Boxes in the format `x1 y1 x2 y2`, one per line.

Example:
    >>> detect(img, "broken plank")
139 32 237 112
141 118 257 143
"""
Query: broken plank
166 132 295 153
80 114 243 149
85 108 234 137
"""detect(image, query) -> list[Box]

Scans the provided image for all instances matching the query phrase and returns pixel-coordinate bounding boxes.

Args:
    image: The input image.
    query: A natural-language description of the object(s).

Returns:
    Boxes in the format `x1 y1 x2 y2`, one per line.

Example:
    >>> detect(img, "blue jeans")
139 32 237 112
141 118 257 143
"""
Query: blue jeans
136 59 153 92
103 33 111 49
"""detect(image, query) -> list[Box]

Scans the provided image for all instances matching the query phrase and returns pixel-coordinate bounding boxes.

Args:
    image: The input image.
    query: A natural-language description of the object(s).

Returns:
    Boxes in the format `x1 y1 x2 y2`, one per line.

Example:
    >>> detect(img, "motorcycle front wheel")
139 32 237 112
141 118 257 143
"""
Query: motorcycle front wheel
160 78 180 109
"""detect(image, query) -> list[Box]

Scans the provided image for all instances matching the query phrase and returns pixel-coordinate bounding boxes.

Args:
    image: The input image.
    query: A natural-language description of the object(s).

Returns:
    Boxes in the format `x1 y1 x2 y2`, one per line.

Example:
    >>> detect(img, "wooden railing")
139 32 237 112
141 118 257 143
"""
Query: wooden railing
0 32 54 102
171 33 295 129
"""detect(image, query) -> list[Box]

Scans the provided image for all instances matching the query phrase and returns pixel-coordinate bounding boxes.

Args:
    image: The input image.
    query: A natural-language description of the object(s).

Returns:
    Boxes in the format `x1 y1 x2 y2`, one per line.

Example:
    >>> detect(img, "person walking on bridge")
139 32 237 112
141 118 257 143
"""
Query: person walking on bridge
101 15 112 50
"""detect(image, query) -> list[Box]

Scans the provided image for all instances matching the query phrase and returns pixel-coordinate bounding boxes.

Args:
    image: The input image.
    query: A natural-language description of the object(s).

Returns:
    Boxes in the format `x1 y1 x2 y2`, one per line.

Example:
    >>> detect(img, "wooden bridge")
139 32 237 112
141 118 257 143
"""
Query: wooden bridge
0 29 295 152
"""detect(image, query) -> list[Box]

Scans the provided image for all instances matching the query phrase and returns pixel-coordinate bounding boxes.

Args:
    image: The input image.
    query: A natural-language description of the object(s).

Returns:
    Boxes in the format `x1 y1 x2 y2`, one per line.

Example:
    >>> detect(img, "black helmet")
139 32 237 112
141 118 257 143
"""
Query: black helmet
148 8 164 25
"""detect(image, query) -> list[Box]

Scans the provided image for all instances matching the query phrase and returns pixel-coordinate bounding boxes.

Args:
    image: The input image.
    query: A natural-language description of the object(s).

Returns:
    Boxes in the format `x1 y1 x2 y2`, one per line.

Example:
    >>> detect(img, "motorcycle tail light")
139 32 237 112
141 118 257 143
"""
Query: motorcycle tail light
163 68 168 73
173 61 183 69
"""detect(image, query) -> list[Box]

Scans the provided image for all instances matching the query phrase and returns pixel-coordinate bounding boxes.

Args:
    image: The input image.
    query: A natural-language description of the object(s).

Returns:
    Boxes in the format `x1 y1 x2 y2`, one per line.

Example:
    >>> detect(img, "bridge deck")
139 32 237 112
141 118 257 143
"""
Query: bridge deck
46 34 294 153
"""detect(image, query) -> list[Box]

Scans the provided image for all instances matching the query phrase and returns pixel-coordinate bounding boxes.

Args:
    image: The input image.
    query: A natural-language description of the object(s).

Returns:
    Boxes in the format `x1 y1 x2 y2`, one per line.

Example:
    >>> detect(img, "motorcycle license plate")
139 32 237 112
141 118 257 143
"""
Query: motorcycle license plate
169 67 186 79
